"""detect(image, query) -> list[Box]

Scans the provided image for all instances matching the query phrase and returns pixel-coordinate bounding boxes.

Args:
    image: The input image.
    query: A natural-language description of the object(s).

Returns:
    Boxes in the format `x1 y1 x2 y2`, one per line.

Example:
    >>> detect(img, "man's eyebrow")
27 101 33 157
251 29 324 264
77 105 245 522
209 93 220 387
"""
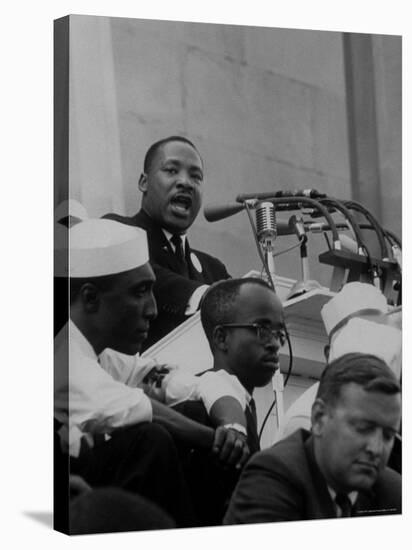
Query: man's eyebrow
191 165 203 173
163 158 203 171
131 279 154 289
254 318 284 327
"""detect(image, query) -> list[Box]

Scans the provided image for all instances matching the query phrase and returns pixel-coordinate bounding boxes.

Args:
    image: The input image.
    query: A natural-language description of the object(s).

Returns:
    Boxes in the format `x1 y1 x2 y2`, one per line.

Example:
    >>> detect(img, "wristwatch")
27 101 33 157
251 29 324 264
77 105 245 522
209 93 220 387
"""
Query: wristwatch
222 423 247 436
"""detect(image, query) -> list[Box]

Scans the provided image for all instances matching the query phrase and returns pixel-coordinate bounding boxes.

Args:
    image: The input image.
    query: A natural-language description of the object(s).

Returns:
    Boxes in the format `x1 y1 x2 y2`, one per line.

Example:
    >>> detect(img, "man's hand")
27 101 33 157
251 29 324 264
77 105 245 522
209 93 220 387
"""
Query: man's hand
211 426 250 470
142 364 177 387
142 364 178 401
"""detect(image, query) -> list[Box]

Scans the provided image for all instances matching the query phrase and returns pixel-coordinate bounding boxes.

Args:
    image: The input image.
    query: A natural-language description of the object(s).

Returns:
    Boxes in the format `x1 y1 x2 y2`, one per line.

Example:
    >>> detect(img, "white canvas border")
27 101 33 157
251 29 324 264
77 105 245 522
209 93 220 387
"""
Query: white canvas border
1 1 409 548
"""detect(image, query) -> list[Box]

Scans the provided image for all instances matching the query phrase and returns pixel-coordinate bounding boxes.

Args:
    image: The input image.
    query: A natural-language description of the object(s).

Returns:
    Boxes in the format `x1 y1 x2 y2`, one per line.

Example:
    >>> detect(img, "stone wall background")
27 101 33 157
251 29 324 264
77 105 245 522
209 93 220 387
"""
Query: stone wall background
61 15 401 286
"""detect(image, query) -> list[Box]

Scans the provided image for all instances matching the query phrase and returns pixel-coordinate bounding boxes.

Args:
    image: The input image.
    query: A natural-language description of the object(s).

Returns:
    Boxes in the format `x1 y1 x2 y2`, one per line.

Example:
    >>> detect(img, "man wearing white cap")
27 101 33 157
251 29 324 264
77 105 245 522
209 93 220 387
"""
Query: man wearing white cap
54 218 249 528
280 282 402 444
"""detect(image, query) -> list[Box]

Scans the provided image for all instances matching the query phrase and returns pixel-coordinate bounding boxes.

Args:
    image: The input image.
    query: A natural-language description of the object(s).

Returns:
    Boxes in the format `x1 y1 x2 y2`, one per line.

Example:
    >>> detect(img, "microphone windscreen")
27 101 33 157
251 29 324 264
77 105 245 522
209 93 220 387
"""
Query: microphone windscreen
204 203 244 222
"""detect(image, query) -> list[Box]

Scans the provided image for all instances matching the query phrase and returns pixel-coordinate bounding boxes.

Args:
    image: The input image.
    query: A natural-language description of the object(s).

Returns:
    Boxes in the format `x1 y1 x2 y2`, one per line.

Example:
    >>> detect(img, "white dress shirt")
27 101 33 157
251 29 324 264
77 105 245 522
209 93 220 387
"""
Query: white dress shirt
55 322 244 456
101 351 247 414
54 321 152 458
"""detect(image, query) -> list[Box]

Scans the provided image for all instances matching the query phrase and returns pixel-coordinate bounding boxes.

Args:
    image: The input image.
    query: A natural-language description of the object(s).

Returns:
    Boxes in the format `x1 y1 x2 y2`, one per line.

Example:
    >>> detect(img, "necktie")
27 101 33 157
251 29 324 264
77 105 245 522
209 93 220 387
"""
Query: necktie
170 234 189 277
335 493 352 518
245 398 260 453
248 398 258 427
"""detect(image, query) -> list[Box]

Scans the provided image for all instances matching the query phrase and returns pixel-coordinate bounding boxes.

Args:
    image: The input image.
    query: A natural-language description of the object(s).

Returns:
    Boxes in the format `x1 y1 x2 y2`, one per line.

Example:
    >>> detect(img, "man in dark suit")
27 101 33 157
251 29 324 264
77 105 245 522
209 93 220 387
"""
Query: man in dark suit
103 136 230 348
224 352 402 524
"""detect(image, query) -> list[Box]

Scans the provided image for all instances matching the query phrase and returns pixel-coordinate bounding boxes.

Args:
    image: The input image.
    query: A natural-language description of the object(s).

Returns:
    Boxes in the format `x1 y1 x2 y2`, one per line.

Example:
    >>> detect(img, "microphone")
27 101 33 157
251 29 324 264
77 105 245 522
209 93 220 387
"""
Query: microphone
204 201 341 243
255 201 277 245
204 202 292 234
255 202 277 290
203 202 245 222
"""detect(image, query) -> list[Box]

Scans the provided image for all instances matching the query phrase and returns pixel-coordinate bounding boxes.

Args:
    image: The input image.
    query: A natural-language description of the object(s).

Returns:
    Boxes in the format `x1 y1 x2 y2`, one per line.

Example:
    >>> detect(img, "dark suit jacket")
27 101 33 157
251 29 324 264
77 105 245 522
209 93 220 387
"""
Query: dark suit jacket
224 429 401 524
103 209 230 348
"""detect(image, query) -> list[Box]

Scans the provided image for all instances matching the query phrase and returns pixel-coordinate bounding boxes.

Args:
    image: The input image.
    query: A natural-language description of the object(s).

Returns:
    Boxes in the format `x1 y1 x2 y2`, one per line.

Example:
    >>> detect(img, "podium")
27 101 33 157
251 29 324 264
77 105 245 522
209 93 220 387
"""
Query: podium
143 273 335 448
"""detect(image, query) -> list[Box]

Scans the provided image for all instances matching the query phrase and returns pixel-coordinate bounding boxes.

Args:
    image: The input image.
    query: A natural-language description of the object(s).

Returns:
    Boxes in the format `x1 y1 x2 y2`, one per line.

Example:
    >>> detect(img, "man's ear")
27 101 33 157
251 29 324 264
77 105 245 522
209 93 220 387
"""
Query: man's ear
138 173 148 193
311 398 328 437
79 283 100 313
213 325 228 352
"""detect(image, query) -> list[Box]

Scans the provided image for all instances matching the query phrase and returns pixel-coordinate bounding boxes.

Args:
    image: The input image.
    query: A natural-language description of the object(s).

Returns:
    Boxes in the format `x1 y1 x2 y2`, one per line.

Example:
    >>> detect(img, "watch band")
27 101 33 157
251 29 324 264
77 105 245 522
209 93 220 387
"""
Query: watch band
222 423 247 436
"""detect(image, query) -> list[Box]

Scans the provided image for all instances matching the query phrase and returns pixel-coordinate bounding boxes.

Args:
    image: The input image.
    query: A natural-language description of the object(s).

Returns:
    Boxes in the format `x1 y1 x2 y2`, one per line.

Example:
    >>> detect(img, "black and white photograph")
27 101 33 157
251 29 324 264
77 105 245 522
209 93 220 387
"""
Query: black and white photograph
3 1 409 549
53 11 403 535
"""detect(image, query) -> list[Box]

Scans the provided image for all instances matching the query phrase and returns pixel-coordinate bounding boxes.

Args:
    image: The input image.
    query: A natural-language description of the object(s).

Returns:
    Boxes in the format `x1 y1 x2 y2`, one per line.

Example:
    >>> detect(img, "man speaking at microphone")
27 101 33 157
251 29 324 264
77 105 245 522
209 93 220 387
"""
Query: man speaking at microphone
104 136 230 349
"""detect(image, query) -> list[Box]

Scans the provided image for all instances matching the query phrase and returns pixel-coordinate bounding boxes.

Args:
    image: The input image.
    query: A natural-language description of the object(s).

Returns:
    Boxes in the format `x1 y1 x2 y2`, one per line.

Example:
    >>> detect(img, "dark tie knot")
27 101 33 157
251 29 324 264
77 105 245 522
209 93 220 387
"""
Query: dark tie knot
170 234 188 276
171 233 184 249
335 492 352 517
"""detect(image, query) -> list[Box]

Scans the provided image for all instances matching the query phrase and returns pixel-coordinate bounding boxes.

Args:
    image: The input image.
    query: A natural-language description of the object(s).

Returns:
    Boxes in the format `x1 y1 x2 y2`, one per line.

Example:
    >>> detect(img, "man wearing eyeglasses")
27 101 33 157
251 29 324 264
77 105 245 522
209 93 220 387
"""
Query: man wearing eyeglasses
174 277 286 525
199 277 286 451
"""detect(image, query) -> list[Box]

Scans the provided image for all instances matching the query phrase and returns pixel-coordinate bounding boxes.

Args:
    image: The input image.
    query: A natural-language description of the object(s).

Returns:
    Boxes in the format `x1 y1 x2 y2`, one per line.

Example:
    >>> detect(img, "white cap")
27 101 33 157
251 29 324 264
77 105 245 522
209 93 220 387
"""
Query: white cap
321 282 388 336
55 218 149 277
54 199 89 223
328 318 402 379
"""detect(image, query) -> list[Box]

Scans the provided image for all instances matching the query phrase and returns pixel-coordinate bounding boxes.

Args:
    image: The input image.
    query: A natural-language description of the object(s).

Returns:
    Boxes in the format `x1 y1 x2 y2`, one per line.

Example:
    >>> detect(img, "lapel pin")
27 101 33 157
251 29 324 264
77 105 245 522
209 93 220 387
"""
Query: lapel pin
191 253 203 273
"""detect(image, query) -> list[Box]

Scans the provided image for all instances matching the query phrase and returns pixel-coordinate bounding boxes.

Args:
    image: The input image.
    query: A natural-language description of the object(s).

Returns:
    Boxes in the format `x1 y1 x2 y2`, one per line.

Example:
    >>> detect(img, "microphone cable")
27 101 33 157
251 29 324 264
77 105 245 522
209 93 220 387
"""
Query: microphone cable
319 197 375 283
319 198 369 256
383 228 401 250
273 239 305 258
270 197 342 249
343 200 390 260
353 223 401 269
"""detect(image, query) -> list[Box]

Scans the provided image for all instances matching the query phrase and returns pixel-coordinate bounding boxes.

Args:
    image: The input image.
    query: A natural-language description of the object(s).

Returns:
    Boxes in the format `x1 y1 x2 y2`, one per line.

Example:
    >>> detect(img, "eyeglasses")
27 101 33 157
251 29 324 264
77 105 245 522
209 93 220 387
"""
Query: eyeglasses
218 323 287 346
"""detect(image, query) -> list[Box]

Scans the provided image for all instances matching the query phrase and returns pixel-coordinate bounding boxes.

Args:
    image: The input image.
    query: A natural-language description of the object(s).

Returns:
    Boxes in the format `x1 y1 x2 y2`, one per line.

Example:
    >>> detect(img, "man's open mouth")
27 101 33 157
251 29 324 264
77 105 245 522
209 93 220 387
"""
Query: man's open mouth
170 194 192 214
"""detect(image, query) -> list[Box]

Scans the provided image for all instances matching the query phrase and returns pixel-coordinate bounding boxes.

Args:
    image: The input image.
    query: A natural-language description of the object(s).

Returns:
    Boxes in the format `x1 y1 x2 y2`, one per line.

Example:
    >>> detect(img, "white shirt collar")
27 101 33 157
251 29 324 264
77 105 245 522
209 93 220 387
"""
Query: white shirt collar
328 486 358 511
69 319 98 361
162 229 187 250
